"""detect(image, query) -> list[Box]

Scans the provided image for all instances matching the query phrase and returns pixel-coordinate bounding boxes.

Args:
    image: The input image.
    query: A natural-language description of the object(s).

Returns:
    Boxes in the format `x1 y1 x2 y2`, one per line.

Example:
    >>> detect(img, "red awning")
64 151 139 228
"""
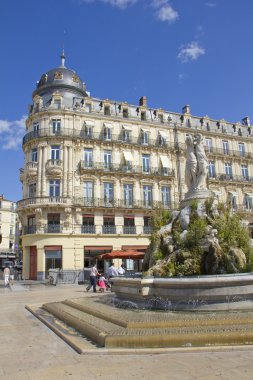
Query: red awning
97 250 145 260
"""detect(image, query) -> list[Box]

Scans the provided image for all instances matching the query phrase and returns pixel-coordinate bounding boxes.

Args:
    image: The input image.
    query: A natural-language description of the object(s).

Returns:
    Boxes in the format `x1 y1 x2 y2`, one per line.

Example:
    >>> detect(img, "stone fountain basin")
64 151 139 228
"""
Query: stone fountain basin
111 273 253 311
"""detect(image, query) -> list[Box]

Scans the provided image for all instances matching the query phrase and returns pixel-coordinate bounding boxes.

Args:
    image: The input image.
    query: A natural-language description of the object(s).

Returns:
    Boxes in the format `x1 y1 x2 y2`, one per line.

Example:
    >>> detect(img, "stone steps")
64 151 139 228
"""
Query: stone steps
40 296 253 349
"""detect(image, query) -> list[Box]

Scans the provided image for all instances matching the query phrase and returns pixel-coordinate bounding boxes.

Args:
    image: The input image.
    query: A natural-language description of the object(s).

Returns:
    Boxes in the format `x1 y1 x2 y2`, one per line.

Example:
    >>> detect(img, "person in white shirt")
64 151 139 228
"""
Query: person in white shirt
117 264 125 276
107 263 118 279
86 263 99 292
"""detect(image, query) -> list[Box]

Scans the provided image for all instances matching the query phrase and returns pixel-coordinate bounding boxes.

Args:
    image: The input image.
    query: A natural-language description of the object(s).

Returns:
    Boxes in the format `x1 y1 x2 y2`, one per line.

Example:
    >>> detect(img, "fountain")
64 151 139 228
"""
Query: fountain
27 134 253 351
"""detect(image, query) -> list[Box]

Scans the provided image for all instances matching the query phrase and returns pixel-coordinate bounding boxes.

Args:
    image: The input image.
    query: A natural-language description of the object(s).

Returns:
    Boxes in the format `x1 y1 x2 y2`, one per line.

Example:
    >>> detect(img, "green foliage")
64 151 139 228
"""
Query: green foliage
205 198 214 217
153 250 163 262
151 210 172 232
184 218 207 249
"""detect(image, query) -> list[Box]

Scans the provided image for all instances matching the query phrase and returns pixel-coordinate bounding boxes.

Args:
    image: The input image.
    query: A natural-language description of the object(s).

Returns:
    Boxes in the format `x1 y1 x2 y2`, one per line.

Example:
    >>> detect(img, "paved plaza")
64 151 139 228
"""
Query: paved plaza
0 280 253 380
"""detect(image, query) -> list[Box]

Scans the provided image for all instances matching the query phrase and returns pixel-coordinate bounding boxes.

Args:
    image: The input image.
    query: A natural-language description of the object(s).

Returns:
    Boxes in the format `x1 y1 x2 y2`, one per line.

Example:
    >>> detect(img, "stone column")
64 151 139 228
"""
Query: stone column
63 145 68 197
67 146 73 197
41 146 47 196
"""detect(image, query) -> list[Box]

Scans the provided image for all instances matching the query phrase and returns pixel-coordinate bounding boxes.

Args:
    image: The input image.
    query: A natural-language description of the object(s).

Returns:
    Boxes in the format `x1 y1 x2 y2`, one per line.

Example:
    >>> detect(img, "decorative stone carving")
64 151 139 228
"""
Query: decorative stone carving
54 71 63 80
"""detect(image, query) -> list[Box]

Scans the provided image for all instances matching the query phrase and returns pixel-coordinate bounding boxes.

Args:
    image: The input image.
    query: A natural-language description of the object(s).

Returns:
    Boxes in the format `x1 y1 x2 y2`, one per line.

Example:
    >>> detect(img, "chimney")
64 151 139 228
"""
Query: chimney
139 96 147 107
182 104 190 114
242 116 250 126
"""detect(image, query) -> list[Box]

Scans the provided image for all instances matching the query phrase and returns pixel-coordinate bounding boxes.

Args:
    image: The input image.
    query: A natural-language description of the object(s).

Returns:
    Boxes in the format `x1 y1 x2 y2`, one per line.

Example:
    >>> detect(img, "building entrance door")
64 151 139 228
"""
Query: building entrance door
30 246 37 280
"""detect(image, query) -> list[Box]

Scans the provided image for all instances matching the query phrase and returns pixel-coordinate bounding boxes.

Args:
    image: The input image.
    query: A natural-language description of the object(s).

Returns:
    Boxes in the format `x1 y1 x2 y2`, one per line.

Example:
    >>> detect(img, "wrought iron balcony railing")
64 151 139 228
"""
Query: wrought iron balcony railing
209 173 253 183
44 224 63 233
81 225 96 234
24 225 36 234
143 226 153 234
79 161 175 177
102 225 117 234
123 226 136 234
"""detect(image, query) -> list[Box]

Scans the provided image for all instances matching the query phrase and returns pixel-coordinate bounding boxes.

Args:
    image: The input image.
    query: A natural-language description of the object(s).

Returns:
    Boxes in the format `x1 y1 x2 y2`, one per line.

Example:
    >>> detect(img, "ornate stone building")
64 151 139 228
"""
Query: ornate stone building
17 52 253 280
0 195 17 265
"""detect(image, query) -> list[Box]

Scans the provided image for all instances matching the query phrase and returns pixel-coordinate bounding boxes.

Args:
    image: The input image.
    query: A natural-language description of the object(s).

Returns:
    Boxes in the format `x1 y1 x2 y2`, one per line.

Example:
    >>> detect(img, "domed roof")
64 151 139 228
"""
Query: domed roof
33 51 87 98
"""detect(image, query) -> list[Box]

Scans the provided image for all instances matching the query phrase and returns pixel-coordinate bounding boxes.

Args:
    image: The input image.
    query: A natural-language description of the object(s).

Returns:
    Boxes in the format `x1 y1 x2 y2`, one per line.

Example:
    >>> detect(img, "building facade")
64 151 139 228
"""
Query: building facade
0 195 17 265
17 53 253 280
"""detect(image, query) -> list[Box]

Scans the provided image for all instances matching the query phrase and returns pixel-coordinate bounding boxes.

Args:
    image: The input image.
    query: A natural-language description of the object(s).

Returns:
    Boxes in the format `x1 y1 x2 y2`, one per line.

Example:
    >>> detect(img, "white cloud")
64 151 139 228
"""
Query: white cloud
205 2 216 7
155 4 178 23
0 116 26 150
177 41 205 63
78 0 137 8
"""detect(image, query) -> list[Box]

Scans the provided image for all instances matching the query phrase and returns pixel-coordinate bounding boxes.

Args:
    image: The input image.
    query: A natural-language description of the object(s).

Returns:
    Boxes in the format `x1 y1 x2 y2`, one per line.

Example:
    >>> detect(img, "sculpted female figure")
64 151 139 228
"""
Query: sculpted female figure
185 135 197 191
195 133 208 190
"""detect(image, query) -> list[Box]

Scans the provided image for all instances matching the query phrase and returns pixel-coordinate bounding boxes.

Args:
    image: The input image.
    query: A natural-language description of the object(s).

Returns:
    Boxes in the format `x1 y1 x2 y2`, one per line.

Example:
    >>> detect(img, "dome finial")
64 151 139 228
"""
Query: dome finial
60 47 66 68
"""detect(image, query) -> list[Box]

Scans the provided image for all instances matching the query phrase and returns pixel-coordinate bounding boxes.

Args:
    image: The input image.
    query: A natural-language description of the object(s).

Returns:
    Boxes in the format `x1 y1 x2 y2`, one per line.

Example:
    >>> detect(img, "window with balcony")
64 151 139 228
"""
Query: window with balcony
244 194 253 211
222 140 229 155
33 122 39 136
143 216 152 234
104 182 114 206
103 216 116 234
224 163 232 178
29 183 36 198
123 184 133 207
122 125 132 142
238 143 245 157
52 119 61 134
123 216 135 234
228 193 237 211
27 215 36 234
31 148 38 162
208 161 216 178
47 213 60 233
242 164 249 179
84 123 93 138
103 124 112 141
83 182 93 205
143 185 152 207
158 131 167 146
82 215 95 233
140 130 149 145
51 145 60 160
49 180 60 197
104 150 112 170
205 138 213 153
84 148 93 168
142 154 150 173
161 186 171 208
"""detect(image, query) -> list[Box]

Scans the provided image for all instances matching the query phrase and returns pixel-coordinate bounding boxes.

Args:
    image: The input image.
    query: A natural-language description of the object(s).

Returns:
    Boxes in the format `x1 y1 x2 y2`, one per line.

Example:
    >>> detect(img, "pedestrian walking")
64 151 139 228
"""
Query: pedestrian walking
4 266 10 287
9 266 14 285
86 263 99 292
97 274 106 292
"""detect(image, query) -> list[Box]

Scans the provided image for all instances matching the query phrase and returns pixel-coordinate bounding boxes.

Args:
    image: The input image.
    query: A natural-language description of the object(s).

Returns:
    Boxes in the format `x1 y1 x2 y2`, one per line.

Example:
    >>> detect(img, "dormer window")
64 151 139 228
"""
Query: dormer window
141 111 146 121
85 103 91 113
54 71 63 80
54 99 61 109
52 119 61 134
123 108 128 118
104 105 110 116
158 114 164 123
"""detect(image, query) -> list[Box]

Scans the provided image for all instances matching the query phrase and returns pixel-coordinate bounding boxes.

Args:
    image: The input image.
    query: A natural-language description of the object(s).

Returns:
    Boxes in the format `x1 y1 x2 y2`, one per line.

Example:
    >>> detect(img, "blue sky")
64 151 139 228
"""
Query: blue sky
1 0 253 201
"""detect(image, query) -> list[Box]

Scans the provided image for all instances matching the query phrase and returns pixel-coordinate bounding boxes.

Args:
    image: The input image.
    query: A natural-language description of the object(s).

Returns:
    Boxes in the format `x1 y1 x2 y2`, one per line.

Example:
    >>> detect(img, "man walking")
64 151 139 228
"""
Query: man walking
86 263 99 293
4 266 10 287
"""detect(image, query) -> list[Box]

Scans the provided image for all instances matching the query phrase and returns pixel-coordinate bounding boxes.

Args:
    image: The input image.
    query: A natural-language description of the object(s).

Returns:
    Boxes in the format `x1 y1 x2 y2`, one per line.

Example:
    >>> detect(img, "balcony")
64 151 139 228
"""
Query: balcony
143 226 153 234
79 161 175 178
102 225 116 234
81 225 96 234
209 174 253 183
123 226 136 234
23 128 177 151
17 196 71 209
26 162 38 177
24 225 36 234
45 224 63 233
46 159 63 176
205 146 253 160
19 168 24 182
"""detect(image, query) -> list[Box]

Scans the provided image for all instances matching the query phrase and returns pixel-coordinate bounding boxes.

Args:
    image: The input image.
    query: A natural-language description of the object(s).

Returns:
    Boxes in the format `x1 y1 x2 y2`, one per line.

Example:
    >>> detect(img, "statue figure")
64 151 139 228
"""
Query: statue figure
185 135 197 190
195 133 208 190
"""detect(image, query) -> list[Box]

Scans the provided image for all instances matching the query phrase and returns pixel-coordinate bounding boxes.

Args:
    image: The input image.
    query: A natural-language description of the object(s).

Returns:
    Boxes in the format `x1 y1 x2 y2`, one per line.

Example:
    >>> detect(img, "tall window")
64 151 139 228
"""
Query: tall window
123 108 128 118
143 185 152 207
104 150 112 170
104 106 110 116
244 194 253 210
208 161 216 178
123 184 133 206
228 193 237 211
33 122 39 136
49 180 60 197
103 125 112 140
84 123 93 137
31 148 38 162
84 182 93 203
104 182 114 205
238 143 245 157
161 186 171 207
122 127 131 142
84 148 93 167
142 154 150 173
29 183 36 198
241 164 249 179
54 99 61 109
141 130 149 145
85 103 91 113
158 132 167 146
222 140 229 155
52 119 61 134
51 145 60 160
224 163 232 177
205 138 213 152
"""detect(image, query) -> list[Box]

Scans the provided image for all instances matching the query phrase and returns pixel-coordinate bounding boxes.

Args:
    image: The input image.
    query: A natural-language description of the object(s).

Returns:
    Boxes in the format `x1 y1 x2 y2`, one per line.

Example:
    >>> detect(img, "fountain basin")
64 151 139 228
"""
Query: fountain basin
111 273 253 311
